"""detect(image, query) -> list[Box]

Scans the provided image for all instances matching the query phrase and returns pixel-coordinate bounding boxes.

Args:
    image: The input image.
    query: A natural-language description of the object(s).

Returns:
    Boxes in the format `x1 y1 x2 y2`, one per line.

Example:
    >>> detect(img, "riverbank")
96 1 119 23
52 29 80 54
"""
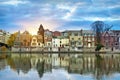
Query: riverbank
0 51 120 54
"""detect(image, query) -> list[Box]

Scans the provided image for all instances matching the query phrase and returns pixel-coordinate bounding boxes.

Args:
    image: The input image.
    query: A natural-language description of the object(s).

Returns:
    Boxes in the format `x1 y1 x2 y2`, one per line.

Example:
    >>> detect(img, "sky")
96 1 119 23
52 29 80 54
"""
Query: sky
0 0 120 35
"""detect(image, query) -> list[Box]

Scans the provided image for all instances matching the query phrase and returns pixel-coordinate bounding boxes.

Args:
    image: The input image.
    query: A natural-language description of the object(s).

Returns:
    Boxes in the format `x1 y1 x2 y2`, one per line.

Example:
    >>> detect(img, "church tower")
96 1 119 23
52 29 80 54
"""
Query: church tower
37 24 44 44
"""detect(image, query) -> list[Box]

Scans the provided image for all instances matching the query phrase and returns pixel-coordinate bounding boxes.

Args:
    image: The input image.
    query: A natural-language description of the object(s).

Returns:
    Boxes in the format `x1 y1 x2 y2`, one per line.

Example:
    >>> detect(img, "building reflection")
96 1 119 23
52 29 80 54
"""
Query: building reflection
0 59 7 70
6 55 31 74
68 54 120 80
6 54 120 79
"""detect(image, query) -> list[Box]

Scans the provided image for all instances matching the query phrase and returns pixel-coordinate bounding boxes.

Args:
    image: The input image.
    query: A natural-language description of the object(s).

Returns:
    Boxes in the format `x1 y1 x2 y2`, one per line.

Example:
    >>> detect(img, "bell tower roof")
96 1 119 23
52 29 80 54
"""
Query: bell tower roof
39 24 44 30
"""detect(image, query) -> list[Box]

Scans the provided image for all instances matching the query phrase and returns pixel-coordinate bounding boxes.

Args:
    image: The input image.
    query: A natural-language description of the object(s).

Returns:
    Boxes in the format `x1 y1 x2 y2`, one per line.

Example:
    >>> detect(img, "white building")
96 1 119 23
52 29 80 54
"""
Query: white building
0 30 10 44
52 38 60 48
52 37 69 48
52 37 69 51
44 29 52 47
5 32 11 44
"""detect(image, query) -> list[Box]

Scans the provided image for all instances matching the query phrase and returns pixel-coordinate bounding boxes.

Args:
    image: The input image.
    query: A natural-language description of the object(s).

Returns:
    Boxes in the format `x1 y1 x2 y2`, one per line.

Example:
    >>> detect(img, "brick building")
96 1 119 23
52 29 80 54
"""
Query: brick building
101 31 114 50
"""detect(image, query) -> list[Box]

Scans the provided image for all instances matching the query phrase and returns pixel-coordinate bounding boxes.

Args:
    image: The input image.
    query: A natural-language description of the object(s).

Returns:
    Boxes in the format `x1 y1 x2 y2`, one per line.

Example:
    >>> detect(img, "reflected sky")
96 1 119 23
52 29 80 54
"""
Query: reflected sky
0 54 120 80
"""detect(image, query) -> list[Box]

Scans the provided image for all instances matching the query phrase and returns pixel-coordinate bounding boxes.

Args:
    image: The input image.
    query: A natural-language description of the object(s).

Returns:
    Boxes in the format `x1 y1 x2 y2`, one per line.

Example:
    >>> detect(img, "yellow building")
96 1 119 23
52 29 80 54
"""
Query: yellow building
69 30 83 51
31 35 38 47
60 38 69 47
31 35 44 48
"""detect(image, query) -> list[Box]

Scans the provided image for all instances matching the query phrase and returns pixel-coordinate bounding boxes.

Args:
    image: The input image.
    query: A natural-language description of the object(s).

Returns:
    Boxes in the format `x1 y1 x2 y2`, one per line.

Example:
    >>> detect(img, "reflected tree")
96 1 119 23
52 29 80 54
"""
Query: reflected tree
91 21 112 51
10 56 31 74
36 59 45 78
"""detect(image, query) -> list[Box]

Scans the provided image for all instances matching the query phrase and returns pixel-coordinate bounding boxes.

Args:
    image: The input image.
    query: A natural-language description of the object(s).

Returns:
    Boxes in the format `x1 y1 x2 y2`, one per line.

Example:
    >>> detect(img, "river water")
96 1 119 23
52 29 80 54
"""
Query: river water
0 53 120 80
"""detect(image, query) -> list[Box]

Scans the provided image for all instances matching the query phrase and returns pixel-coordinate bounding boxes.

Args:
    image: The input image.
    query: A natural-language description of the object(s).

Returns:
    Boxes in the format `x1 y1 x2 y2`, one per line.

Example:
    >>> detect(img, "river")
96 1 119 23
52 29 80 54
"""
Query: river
0 53 120 80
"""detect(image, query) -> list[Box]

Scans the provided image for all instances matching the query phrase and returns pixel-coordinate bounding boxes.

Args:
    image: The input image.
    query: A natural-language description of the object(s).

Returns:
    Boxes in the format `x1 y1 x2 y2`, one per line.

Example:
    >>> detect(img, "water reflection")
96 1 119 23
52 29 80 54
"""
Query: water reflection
0 53 120 80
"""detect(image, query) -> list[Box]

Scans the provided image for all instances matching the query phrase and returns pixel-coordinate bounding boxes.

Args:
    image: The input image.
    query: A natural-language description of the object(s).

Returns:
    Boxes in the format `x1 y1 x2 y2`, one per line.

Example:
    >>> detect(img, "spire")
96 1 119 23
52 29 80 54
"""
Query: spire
39 24 44 30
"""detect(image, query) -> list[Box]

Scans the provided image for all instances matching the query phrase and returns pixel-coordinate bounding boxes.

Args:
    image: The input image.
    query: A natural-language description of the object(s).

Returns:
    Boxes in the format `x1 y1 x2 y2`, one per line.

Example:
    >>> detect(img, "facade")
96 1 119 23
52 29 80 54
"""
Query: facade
20 31 32 47
101 31 114 50
8 26 120 52
52 38 60 48
60 38 69 47
61 30 70 38
31 35 38 47
52 31 61 37
112 30 120 50
0 30 5 43
0 30 10 44
5 32 11 44
69 30 83 51
44 29 52 48
82 30 95 48
31 35 44 48
52 37 69 48
14 31 21 47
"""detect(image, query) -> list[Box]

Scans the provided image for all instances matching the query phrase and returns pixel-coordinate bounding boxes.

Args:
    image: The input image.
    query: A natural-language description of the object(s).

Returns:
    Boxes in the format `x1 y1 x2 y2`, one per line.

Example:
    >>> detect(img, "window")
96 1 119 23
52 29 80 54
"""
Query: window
79 42 81 45
72 47 74 49
71 42 74 45
92 43 94 46
78 47 81 49
84 42 87 46
88 38 91 41
117 38 119 42
84 38 87 41
48 43 50 46
56 44 57 47
33 39 36 42
84 33 86 36
32 43 36 45
92 38 94 41
72 38 74 40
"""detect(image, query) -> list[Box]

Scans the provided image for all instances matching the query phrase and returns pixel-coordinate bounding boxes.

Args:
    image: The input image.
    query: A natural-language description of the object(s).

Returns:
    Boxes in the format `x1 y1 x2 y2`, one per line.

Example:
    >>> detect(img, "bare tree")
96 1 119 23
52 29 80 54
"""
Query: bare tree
91 21 112 44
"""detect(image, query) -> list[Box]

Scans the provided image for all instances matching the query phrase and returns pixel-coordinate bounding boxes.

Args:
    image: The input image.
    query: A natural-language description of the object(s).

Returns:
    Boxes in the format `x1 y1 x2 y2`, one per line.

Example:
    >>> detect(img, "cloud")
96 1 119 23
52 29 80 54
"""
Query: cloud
85 17 120 21
0 0 29 6
58 2 87 20
0 0 120 33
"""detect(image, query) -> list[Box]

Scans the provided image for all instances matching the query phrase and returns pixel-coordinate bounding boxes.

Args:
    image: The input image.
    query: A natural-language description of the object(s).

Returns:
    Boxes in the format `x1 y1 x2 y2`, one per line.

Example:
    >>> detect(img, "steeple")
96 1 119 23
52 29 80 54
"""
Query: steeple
39 24 44 30
38 24 44 35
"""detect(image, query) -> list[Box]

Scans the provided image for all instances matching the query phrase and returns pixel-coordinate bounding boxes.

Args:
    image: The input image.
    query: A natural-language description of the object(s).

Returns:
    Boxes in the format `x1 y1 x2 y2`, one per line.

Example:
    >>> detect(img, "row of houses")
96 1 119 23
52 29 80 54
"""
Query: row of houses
13 25 96 51
11 24 120 51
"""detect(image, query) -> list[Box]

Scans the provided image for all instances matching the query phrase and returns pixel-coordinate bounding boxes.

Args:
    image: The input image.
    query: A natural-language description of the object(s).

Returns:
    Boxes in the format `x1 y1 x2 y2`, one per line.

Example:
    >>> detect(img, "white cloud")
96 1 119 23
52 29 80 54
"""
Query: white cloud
108 4 120 9
83 16 120 21
62 16 120 22
0 0 29 6
63 6 77 20
57 2 85 20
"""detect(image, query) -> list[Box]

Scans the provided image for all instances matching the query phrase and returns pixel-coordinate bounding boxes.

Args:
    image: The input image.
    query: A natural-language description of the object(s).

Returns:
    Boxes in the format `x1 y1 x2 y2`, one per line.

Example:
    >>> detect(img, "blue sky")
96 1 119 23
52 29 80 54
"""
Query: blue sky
0 0 120 34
